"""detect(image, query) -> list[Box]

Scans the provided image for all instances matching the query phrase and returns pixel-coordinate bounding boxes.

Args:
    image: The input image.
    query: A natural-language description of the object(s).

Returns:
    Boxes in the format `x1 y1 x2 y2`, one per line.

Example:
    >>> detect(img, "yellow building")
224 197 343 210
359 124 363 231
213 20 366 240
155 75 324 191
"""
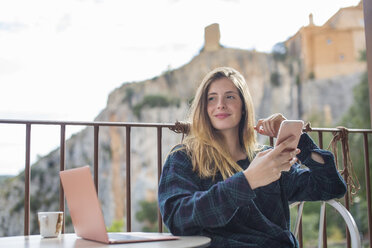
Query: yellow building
286 1 366 79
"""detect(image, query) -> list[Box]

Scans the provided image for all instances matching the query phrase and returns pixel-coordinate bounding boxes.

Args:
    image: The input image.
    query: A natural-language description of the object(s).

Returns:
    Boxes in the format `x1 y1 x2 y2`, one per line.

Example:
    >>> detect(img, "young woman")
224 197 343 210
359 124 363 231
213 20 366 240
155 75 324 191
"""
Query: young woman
158 67 346 247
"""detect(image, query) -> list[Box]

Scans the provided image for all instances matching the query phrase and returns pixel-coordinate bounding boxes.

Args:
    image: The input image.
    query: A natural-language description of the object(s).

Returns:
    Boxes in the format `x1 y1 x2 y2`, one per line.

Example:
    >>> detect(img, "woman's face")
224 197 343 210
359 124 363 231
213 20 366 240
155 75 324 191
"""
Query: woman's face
207 77 243 135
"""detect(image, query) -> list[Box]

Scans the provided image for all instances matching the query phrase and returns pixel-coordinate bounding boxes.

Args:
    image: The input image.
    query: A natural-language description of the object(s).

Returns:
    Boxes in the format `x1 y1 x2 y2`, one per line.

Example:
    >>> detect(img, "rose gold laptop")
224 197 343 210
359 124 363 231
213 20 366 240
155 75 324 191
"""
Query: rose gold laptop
60 166 178 244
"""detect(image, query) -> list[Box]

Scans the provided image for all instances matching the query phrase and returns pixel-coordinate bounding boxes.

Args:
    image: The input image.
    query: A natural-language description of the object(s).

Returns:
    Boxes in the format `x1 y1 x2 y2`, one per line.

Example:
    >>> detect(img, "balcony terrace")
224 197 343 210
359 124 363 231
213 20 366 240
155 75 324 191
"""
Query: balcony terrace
1 1 372 247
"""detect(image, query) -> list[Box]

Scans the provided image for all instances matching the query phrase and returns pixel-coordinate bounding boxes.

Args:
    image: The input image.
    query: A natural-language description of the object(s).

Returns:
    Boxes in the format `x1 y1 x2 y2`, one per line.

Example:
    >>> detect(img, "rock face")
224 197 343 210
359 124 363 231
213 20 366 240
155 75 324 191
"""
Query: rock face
0 46 363 236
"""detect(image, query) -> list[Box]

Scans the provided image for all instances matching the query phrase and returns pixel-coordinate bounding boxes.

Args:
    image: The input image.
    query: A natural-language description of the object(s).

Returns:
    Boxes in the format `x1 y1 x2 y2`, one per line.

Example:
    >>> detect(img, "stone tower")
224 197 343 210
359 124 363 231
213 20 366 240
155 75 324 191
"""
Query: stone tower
204 23 221 52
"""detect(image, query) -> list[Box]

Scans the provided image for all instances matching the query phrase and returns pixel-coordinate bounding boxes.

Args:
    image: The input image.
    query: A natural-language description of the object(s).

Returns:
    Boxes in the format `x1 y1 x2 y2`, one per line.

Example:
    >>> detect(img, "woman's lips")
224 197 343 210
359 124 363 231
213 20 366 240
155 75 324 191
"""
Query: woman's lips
215 113 230 119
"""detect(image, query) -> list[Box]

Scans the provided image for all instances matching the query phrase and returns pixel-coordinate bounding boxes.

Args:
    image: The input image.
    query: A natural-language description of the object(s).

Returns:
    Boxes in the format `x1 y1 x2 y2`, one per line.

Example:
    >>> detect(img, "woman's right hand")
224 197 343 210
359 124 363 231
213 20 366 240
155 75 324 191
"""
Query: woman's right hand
244 135 300 189
255 113 286 137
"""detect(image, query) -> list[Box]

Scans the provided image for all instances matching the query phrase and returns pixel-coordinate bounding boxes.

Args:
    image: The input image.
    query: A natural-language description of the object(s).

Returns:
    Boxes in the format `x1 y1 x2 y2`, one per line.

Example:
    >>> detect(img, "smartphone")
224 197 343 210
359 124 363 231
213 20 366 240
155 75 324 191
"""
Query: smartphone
275 120 304 150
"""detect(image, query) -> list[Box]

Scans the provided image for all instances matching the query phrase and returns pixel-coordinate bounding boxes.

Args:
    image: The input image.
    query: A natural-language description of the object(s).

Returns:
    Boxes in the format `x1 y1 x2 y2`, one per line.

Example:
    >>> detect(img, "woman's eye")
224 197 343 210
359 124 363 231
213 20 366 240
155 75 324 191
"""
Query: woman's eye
208 97 215 101
226 95 235 99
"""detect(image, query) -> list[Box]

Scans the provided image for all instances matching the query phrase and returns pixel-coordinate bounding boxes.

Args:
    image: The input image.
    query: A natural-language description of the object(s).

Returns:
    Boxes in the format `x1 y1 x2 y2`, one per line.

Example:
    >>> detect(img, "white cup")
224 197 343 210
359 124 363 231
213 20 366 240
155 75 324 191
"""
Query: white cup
38 211 63 238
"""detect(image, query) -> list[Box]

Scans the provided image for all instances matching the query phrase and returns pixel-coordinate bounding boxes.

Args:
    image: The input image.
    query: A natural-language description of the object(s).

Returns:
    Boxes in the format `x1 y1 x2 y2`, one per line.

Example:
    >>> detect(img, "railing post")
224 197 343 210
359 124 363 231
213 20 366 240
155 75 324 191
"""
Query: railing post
317 131 323 149
157 127 163 233
341 136 351 248
59 124 66 233
94 126 99 194
363 133 372 246
362 0 372 127
126 126 131 232
318 131 327 248
298 217 303 248
24 124 31 236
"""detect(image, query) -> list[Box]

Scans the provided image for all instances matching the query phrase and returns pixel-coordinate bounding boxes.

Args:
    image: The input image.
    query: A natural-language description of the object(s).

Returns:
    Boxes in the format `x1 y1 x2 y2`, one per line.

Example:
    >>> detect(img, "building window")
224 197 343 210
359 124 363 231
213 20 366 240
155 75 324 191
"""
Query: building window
327 39 332 45
339 54 345 60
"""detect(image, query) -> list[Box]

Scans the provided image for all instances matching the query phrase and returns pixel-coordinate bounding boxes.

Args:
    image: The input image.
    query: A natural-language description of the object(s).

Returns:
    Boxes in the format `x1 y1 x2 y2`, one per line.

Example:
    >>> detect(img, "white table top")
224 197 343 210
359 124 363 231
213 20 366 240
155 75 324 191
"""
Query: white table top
0 233 211 248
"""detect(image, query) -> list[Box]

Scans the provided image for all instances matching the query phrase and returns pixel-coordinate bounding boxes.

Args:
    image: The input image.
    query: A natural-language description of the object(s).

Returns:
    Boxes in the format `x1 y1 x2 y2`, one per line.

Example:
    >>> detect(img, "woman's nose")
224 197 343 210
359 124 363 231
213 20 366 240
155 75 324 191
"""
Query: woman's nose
217 99 226 109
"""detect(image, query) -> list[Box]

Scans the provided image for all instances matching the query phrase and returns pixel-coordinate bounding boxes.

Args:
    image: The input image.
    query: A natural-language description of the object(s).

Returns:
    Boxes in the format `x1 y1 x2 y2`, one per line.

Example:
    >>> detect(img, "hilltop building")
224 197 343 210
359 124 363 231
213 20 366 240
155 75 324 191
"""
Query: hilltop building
203 23 222 52
285 1 366 79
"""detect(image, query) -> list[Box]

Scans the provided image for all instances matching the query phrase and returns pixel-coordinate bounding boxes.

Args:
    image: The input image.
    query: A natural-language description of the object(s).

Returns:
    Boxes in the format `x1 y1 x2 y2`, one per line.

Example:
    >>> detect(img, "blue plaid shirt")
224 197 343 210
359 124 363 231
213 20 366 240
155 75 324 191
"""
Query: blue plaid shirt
158 133 347 247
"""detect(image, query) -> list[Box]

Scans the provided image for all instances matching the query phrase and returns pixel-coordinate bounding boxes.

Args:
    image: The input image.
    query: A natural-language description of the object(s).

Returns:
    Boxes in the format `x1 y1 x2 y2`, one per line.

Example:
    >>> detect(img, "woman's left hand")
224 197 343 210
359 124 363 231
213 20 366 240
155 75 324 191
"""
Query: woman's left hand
255 113 286 137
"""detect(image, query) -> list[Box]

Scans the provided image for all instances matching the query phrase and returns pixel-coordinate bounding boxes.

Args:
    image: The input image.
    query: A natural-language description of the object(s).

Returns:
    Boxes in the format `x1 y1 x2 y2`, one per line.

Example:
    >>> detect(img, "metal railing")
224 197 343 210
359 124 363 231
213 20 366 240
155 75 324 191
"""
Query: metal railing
0 119 371 248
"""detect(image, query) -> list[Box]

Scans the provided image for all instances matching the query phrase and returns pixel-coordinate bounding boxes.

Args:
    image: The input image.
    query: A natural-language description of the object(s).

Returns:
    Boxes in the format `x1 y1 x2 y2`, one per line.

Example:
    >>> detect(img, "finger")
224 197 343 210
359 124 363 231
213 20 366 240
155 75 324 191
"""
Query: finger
283 148 301 160
256 119 264 128
288 157 298 168
280 157 297 172
288 149 300 160
269 114 277 121
254 127 264 135
263 122 273 137
257 148 272 157
282 151 296 162
261 121 267 134
271 135 296 155
269 121 275 136
255 120 264 133
274 113 286 122
291 156 298 165
275 150 295 164
295 149 301 156
258 121 271 136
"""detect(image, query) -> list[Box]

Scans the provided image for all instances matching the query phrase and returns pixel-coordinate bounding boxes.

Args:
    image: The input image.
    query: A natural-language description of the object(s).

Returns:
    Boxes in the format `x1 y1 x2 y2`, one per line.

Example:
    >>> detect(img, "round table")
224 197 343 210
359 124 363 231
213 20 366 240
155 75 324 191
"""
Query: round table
0 233 211 248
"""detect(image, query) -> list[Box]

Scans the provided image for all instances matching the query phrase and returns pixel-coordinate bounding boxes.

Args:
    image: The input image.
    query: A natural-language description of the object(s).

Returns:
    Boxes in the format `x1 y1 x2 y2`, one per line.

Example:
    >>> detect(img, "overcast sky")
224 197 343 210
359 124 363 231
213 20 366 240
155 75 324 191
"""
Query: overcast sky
0 0 362 175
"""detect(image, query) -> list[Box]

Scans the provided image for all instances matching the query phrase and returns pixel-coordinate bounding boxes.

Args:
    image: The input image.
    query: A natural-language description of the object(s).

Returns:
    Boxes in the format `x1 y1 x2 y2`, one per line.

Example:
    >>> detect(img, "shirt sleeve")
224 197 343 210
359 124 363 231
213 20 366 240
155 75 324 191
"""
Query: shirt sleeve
158 146 256 235
281 133 347 202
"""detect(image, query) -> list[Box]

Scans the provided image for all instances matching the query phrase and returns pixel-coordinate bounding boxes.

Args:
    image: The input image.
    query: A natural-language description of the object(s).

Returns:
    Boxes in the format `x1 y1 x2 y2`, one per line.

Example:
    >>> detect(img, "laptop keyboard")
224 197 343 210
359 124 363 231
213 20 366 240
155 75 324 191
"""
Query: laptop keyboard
108 233 150 241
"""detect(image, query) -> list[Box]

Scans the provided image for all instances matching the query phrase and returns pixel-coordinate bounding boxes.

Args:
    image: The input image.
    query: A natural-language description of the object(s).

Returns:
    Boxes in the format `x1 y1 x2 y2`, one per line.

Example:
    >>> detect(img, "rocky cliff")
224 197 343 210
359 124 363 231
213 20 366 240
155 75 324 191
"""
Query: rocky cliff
0 46 363 235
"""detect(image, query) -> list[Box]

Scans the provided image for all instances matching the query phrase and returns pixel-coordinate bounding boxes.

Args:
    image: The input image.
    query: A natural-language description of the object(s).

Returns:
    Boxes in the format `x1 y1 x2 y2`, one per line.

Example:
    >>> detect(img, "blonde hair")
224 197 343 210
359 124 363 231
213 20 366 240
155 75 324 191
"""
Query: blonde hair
182 67 258 180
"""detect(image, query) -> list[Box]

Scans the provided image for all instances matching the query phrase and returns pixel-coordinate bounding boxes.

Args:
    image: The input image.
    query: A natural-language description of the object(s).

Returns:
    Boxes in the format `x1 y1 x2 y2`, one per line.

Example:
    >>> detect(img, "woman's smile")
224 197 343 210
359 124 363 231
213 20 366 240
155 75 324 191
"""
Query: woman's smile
214 113 231 119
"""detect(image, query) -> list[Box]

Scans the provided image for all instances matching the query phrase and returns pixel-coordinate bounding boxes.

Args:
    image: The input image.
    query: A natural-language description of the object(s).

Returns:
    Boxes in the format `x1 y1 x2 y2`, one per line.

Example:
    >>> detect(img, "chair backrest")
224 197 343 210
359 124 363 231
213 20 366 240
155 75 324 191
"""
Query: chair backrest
290 200 361 248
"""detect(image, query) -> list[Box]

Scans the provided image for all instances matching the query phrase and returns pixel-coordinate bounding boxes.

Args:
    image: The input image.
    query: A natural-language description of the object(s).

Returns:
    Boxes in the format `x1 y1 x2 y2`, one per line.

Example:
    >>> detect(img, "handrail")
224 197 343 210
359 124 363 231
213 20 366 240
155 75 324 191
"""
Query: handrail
0 119 175 128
